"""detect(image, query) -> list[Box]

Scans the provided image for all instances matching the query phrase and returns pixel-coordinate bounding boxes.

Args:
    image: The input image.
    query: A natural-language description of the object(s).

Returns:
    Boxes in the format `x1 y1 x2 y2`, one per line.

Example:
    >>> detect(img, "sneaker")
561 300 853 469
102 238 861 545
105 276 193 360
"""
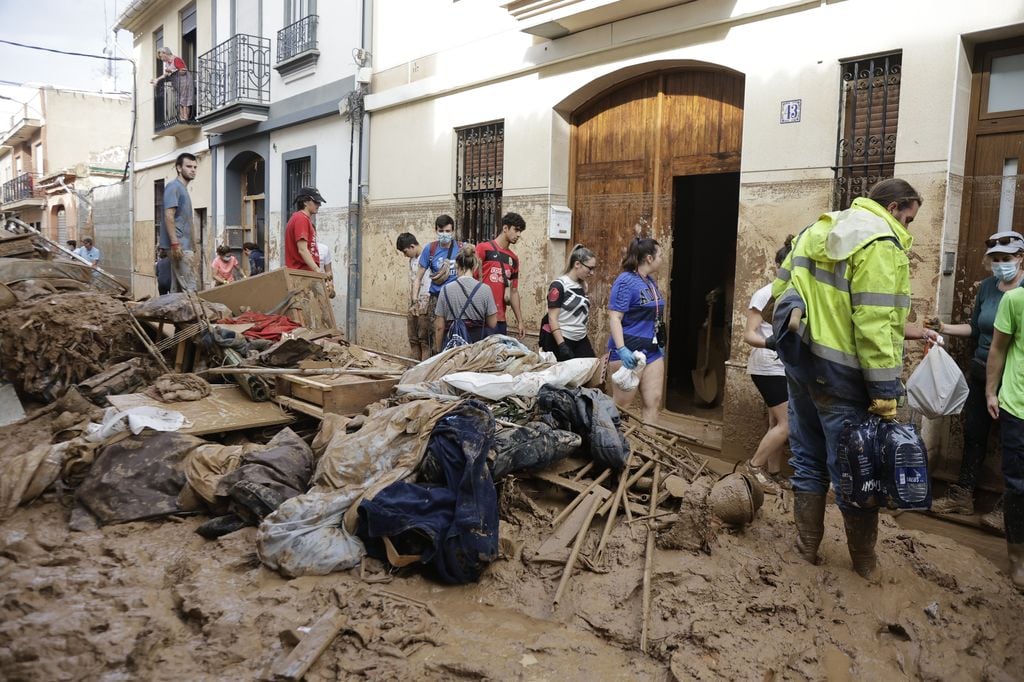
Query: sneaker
980 497 1004 535
770 471 793 491
738 461 781 496
930 484 974 515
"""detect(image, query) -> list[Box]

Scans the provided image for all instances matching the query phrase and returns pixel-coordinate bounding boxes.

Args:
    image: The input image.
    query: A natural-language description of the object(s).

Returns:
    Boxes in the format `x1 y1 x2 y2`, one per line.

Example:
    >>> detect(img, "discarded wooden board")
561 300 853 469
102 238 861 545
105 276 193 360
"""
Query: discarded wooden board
275 373 398 416
108 384 294 435
266 604 348 681
199 268 335 329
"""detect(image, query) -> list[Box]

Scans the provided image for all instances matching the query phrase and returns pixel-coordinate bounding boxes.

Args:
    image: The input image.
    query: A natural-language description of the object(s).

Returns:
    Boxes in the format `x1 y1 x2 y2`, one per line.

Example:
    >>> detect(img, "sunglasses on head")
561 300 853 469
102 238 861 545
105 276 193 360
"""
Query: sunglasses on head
986 235 1023 248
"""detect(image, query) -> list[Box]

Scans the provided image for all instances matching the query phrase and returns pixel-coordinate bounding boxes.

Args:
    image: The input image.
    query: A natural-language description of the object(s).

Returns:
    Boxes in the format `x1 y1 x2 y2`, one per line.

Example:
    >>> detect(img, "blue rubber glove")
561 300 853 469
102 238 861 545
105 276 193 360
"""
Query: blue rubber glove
616 346 637 369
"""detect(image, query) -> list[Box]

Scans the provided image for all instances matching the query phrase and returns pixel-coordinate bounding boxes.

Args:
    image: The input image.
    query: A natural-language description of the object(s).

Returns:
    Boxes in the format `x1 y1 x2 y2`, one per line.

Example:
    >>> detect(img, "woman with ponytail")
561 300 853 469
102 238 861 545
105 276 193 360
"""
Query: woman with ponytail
540 244 597 360
607 238 666 423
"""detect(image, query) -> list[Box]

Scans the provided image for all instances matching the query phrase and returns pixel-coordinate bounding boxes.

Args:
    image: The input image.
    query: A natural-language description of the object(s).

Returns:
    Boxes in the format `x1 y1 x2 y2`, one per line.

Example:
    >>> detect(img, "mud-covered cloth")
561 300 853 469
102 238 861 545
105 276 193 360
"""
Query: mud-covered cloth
145 373 211 402
537 384 630 470
356 400 499 584
215 428 314 505
75 431 205 524
399 334 552 385
257 399 457 577
131 293 231 323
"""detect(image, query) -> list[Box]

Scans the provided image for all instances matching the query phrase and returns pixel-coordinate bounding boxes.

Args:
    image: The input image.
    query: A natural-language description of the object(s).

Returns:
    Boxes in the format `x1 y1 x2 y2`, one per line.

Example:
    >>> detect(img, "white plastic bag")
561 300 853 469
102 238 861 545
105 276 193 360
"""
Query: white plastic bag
611 351 647 391
906 345 969 419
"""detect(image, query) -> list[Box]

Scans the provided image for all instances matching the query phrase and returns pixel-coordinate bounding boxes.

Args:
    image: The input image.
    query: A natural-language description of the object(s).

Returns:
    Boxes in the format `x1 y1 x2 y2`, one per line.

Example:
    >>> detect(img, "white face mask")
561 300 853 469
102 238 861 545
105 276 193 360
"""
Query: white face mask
991 261 1020 282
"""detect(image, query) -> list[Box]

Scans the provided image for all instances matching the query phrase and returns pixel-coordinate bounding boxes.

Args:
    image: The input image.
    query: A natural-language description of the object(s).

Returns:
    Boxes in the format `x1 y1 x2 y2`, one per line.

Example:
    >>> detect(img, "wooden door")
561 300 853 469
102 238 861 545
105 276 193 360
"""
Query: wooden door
571 68 744 360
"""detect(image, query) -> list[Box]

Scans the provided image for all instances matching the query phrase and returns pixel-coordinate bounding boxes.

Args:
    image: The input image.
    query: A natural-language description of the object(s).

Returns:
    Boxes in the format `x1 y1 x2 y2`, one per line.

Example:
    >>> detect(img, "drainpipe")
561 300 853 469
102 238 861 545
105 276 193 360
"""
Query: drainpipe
346 0 372 342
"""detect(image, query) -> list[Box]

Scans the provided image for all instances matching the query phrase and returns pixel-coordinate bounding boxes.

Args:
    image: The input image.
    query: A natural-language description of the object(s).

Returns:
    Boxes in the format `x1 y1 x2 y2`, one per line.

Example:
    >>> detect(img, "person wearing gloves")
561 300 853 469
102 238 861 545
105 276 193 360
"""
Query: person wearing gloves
985 278 1024 592
771 178 939 580
607 237 666 424
927 230 1024 529
541 244 597 361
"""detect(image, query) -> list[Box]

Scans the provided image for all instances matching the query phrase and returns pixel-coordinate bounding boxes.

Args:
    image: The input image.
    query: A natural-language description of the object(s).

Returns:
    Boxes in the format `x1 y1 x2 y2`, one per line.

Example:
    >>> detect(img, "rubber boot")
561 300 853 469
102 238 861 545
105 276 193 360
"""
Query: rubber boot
930 483 974 515
1005 492 1024 592
980 495 1004 534
793 492 826 565
842 511 879 580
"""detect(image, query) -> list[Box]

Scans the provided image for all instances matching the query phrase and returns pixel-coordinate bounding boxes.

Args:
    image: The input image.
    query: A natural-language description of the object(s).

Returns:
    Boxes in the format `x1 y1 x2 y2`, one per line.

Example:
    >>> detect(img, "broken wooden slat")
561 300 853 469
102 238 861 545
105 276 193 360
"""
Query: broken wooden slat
267 605 348 681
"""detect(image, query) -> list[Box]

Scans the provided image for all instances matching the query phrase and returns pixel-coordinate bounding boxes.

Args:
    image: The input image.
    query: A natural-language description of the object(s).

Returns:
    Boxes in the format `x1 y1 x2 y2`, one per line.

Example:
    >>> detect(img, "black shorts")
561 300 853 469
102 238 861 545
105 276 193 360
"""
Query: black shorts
751 374 788 407
540 334 595 359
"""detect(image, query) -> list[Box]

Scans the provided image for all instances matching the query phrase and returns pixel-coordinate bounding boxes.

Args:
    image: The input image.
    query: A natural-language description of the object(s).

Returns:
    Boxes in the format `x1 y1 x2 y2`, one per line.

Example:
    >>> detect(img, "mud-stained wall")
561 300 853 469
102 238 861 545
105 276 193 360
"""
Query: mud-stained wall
722 171 954 464
357 194 572 355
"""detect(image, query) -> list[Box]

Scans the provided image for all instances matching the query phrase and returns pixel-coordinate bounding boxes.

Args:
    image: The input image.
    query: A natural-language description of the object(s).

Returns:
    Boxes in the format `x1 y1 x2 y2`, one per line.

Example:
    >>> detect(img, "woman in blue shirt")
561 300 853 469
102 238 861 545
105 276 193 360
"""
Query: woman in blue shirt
928 230 1024 529
607 238 666 423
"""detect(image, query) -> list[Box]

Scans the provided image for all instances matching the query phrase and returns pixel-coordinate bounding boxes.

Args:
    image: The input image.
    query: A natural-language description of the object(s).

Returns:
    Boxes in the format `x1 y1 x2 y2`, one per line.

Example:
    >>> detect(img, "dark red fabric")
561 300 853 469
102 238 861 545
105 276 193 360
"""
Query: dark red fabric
218 312 301 341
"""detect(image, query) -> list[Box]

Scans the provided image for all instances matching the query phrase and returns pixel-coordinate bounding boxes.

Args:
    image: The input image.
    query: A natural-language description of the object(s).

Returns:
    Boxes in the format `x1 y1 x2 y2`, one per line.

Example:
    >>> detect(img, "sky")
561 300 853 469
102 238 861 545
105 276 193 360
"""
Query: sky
0 0 133 126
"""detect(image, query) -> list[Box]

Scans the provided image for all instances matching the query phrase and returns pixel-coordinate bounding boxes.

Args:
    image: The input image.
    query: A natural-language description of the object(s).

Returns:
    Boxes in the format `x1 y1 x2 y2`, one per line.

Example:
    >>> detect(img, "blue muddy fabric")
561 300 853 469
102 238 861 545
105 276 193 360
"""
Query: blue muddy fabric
537 384 630 470
356 400 498 584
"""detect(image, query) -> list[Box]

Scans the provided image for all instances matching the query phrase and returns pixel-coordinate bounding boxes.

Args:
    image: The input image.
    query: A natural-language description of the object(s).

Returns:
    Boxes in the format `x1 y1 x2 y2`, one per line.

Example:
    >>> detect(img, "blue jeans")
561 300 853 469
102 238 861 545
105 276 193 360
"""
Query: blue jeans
787 377 875 514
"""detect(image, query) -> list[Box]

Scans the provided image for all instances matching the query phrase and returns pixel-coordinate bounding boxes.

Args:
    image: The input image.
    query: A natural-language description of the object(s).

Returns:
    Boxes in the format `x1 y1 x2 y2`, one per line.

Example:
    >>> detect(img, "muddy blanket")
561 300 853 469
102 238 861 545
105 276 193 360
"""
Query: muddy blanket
537 384 630 470
399 335 551 385
75 431 205 525
215 428 314 505
145 373 212 402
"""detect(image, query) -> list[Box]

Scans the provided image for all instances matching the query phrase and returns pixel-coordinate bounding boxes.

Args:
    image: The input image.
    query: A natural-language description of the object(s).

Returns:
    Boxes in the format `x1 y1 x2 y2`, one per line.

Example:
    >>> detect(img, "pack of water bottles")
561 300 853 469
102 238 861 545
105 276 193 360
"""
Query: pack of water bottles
837 416 932 511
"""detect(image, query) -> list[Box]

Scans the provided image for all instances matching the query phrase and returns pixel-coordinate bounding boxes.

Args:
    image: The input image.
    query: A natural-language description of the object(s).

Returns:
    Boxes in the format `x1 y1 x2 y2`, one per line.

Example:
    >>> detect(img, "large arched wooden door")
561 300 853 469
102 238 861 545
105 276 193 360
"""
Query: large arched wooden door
572 68 744 415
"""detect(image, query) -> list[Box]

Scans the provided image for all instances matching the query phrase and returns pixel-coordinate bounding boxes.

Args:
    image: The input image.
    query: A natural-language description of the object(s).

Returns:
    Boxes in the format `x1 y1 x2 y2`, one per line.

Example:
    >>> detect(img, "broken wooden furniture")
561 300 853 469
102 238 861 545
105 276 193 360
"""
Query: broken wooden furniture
198 268 335 330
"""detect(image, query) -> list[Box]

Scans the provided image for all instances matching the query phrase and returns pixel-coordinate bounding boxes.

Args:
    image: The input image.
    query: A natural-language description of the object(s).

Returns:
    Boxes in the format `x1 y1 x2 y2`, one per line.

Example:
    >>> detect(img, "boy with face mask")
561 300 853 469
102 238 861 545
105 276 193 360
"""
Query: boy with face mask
411 215 462 355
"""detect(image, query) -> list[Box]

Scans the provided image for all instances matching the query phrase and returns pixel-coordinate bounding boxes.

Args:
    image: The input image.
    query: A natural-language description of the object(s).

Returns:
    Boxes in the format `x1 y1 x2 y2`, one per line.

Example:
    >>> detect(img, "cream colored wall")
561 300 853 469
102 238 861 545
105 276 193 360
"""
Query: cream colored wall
42 91 130 172
267 0 361 96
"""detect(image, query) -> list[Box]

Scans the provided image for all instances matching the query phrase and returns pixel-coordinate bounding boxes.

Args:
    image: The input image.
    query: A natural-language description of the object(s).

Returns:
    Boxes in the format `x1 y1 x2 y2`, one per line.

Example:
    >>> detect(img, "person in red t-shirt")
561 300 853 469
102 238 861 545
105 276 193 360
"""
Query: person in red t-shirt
284 187 325 271
476 212 526 337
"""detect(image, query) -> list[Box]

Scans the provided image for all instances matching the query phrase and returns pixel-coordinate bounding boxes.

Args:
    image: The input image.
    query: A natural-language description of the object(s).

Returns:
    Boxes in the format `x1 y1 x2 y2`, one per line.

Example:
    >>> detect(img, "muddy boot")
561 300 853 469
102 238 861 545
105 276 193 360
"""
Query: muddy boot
930 483 974 515
229 480 286 520
793 492 826 565
196 513 246 539
842 511 879 580
980 496 1004 534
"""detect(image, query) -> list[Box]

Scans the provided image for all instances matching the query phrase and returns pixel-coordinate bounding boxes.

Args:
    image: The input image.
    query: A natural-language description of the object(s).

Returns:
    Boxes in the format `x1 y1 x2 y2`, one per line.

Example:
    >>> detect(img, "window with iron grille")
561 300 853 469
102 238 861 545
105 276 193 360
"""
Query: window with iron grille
154 179 164 246
833 52 902 210
455 122 504 244
285 157 312 213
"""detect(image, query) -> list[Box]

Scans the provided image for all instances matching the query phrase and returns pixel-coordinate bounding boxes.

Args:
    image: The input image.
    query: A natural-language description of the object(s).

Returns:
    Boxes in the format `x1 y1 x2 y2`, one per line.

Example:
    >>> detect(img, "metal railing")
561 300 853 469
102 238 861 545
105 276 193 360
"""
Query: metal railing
277 15 318 63
197 34 271 118
2 172 41 204
154 69 198 132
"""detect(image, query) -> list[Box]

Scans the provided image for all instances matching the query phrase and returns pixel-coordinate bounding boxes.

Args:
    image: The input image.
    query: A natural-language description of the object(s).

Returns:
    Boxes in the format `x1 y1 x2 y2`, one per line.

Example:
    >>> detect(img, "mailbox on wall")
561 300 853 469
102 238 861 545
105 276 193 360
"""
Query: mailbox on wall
548 205 571 240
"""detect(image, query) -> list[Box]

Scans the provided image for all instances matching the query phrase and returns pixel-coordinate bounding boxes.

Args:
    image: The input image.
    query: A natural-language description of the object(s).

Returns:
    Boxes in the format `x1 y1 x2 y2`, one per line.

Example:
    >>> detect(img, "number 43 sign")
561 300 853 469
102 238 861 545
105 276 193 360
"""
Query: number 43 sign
780 99 802 124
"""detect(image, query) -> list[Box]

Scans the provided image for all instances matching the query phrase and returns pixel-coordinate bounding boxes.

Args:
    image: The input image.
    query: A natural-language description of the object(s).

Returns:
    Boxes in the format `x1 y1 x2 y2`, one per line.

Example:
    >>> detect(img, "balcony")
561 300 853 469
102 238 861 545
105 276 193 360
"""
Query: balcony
0 115 43 148
1 173 46 209
275 15 319 81
500 0 698 38
154 70 199 136
197 34 271 135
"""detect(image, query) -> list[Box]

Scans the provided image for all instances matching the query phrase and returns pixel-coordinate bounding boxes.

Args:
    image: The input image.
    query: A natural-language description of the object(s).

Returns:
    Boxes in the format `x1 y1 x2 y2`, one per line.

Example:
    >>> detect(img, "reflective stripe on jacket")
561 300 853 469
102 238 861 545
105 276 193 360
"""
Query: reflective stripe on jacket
771 197 912 401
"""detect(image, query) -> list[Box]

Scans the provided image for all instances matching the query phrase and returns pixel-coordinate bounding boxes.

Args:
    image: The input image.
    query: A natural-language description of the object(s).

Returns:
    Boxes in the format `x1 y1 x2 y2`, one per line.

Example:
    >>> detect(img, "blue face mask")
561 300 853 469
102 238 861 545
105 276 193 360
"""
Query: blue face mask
992 261 1020 282
437 232 454 246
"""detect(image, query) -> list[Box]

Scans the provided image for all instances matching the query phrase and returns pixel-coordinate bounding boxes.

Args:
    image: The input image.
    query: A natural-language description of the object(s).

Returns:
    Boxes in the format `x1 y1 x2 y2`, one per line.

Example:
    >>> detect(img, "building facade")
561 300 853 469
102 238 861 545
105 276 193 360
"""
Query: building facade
116 0 367 331
359 0 1024 480
0 87 131 279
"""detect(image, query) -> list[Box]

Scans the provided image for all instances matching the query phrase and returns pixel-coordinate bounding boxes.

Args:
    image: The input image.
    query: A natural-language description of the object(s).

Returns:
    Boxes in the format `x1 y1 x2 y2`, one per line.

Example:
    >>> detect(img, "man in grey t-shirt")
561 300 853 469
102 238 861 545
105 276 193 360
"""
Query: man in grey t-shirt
161 152 199 292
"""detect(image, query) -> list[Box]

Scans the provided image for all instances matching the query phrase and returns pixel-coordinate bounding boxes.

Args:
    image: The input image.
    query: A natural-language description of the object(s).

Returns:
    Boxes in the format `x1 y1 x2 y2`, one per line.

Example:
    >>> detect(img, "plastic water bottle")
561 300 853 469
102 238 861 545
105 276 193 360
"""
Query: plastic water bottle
838 418 882 508
884 423 930 507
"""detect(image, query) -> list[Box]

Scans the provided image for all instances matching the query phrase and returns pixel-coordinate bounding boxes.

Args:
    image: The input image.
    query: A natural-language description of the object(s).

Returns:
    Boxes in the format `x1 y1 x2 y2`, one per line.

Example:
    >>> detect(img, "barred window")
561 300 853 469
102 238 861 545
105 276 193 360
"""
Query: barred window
455 122 504 244
833 52 902 210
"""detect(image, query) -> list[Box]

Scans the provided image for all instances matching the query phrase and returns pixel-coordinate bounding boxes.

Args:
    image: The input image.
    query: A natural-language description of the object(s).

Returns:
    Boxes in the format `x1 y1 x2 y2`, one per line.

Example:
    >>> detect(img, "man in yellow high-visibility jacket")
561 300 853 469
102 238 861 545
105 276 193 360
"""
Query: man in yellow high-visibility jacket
771 178 939 580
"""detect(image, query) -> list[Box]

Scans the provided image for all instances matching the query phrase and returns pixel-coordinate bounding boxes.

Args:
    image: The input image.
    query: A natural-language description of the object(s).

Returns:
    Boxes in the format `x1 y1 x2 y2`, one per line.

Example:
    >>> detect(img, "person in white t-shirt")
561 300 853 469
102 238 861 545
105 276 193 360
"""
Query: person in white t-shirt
740 236 794 494
317 241 335 298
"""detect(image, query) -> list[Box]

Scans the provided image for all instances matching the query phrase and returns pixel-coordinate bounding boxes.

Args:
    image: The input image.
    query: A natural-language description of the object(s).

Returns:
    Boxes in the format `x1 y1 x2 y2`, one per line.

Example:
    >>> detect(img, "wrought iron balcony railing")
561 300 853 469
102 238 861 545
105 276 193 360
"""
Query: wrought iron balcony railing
2 172 42 204
154 69 198 133
197 34 271 118
277 15 318 63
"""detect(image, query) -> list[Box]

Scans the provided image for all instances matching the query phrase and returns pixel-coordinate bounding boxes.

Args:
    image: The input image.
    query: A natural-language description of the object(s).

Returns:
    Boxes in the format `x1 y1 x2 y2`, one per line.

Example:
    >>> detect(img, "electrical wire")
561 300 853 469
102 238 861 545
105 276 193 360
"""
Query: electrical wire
0 38 132 62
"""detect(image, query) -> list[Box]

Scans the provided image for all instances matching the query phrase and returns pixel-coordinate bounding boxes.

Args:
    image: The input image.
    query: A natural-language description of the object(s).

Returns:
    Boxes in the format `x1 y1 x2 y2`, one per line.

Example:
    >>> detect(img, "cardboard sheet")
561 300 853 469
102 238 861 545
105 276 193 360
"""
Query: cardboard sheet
108 384 294 435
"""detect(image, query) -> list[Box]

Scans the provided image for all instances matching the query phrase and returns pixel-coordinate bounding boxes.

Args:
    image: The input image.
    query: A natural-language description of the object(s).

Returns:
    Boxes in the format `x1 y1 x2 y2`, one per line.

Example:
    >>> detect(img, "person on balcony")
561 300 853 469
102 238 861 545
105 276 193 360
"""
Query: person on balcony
152 47 194 123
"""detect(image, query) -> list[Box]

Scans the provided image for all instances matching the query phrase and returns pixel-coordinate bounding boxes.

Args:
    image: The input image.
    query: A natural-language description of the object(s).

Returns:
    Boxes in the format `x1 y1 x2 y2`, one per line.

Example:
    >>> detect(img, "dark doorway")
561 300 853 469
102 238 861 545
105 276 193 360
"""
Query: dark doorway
666 172 739 417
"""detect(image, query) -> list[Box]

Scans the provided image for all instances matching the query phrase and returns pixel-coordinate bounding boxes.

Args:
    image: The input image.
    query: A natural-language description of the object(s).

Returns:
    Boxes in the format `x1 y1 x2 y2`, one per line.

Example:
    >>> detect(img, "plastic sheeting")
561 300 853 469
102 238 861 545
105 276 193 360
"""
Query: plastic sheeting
256 399 457 577
441 357 600 400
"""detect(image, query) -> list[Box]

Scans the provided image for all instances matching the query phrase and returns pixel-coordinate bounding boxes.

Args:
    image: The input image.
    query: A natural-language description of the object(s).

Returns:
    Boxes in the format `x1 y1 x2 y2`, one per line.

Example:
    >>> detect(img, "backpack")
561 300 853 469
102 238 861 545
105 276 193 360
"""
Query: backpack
441 280 485 350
